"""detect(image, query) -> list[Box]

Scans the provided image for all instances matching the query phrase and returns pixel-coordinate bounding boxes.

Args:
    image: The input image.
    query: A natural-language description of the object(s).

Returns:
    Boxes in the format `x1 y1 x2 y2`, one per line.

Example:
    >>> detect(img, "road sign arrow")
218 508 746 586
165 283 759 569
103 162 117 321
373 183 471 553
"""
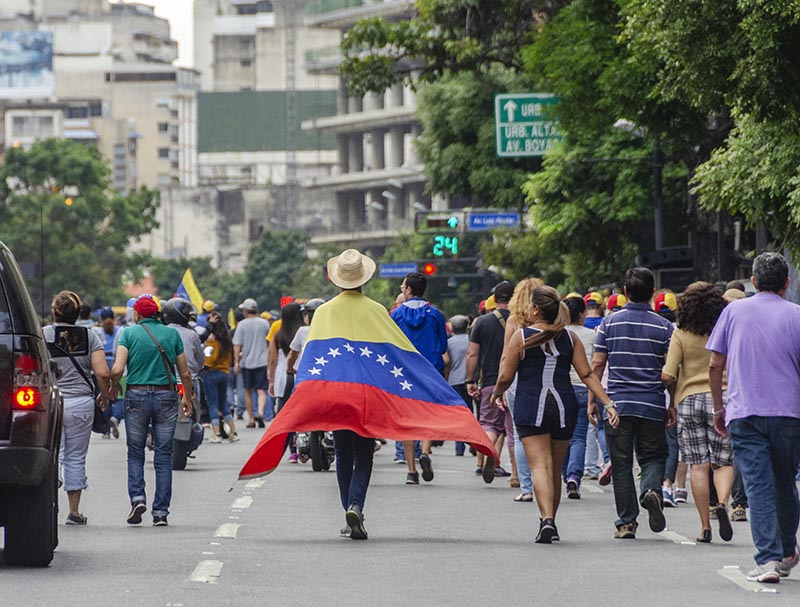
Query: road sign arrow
503 100 517 122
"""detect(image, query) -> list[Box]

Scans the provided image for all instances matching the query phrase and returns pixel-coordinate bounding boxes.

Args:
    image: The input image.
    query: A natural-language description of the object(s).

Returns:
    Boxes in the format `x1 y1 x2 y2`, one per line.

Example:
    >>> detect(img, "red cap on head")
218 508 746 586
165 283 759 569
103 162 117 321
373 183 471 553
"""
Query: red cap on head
133 294 161 318
280 296 294 309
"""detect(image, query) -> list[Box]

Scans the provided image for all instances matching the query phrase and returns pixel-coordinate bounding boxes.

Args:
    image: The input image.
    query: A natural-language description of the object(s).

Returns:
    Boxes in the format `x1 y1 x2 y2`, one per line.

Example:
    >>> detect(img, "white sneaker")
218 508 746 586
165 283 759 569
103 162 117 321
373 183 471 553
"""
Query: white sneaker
778 548 800 577
747 562 781 583
227 432 240 443
209 434 222 444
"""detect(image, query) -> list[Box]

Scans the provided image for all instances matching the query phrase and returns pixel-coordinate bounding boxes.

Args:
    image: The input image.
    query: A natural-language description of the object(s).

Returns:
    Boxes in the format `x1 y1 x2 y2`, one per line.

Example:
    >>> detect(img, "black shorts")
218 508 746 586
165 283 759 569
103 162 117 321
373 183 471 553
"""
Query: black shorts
516 400 576 441
240 366 268 391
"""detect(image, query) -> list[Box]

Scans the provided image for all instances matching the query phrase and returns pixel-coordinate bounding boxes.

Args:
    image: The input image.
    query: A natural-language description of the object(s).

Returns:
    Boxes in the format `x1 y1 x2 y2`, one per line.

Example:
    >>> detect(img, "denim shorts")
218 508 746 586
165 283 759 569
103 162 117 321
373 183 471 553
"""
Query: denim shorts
240 366 268 391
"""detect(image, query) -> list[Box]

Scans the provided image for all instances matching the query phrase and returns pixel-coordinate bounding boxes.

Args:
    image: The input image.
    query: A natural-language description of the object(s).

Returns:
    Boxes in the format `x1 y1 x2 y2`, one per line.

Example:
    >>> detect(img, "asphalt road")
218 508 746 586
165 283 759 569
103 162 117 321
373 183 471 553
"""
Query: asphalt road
2 425 798 607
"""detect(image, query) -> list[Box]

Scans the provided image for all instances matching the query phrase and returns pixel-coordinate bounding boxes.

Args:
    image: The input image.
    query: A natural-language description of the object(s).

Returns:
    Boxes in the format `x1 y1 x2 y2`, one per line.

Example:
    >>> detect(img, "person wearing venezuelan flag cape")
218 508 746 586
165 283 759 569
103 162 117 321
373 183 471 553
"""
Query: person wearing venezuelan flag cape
239 249 500 540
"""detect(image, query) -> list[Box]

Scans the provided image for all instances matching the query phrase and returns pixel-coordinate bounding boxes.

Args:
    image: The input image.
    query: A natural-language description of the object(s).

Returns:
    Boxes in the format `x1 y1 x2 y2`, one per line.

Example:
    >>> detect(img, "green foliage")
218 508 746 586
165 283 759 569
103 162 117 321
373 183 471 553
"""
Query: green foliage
0 139 159 310
416 69 537 207
340 1 565 97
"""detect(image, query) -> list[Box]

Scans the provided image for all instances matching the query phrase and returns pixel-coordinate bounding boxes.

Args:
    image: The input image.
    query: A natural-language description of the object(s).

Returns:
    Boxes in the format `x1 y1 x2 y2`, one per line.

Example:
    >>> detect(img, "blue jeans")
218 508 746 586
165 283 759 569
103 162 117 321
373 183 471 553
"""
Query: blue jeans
333 430 375 511
204 370 232 424
104 398 125 424
605 416 667 527
664 425 678 483
563 386 590 482
395 440 421 461
728 416 800 565
125 389 179 517
230 370 245 417
507 387 531 493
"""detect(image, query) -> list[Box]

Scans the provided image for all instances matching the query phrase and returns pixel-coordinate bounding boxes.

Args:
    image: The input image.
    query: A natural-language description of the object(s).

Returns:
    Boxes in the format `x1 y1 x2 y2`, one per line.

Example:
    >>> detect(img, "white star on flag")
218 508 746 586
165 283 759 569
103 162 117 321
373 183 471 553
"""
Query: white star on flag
309 367 321 376
314 356 328 366
376 354 389 366
400 380 413 391
343 343 355 353
359 346 373 357
390 366 403 378
328 348 341 358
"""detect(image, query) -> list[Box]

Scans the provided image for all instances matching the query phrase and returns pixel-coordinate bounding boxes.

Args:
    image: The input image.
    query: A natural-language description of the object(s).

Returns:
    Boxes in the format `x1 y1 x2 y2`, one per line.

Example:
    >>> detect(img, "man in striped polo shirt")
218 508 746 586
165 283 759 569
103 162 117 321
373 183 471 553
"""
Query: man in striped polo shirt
589 267 674 539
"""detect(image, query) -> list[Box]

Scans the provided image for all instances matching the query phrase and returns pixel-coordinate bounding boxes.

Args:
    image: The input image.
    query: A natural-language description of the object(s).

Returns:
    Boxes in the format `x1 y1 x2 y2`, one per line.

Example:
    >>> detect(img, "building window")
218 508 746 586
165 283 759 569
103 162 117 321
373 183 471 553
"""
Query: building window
65 106 89 119
158 122 169 132
158 148 170 158
240 59 252 67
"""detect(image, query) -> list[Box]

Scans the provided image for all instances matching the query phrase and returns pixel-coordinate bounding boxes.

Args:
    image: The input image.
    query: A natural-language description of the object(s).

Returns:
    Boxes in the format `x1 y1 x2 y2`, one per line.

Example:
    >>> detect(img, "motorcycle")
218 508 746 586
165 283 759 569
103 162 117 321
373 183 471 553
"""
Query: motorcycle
296 431 335 471
172 379 204 470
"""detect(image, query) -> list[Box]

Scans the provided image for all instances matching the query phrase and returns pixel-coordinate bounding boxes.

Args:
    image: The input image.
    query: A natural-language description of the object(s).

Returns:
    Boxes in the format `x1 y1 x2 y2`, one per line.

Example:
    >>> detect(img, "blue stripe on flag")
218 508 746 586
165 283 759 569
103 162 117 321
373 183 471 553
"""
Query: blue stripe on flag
296 338 465 407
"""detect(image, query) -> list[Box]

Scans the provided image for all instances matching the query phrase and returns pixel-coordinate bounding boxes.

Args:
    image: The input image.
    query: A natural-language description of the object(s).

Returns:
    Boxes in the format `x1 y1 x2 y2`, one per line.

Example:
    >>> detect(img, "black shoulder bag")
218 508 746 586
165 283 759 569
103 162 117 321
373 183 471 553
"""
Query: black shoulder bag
46 326 108 434
139 323 176 391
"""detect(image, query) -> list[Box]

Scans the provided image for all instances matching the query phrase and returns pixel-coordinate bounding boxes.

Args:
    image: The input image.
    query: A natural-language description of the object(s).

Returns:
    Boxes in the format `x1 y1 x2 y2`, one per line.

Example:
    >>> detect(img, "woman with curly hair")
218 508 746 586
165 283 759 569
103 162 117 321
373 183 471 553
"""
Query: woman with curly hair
662 281 734 543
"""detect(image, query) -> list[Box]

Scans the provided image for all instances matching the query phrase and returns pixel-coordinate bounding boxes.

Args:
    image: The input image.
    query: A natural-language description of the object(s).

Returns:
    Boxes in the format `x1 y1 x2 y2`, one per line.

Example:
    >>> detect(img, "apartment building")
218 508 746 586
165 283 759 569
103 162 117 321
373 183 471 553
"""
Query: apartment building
302 0 434 252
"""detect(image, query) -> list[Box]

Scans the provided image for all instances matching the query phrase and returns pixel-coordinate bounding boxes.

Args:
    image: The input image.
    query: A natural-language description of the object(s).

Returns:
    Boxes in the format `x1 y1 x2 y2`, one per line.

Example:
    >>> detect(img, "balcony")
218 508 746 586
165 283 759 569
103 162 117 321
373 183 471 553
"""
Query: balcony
303 165 425 192
305 0 415 29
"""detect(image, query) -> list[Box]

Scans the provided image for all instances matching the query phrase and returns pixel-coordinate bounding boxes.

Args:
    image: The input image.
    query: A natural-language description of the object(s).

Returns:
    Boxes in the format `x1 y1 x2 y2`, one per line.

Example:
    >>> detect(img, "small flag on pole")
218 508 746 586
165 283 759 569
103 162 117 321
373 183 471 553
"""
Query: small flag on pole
227 307 237 330
175 268 204 311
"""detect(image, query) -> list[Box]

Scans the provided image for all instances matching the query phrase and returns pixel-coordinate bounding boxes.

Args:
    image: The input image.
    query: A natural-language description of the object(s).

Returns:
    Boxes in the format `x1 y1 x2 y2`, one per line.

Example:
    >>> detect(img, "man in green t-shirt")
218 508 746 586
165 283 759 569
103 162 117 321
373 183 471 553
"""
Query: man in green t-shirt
110 294 193 527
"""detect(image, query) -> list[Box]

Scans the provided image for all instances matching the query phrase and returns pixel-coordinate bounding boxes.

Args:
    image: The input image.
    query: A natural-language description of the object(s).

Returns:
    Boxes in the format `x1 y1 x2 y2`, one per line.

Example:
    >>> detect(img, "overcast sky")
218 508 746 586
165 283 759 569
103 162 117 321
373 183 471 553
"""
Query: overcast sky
147 0 194 67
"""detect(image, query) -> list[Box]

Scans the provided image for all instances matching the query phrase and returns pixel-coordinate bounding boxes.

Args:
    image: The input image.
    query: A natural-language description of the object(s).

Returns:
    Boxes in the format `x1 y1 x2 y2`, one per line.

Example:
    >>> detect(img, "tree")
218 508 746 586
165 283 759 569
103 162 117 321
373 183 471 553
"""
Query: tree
0 139 159 311
622 0 800 257
238 230 309 312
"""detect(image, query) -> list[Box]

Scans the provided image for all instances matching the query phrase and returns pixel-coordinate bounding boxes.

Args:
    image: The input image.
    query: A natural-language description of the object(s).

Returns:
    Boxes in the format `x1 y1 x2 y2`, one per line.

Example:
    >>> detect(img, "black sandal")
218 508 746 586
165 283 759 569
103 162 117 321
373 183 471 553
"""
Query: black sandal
696 529 712 543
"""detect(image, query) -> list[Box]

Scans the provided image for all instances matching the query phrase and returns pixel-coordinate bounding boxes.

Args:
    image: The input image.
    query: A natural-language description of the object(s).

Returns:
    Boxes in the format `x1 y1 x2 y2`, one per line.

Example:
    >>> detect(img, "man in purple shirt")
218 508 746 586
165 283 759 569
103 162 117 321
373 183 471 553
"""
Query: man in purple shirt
708 252 800 584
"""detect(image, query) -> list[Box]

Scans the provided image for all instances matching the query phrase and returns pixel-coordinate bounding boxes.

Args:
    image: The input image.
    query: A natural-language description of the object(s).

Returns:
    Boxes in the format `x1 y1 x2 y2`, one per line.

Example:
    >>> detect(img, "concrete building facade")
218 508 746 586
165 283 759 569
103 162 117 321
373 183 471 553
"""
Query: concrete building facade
302 0 434 252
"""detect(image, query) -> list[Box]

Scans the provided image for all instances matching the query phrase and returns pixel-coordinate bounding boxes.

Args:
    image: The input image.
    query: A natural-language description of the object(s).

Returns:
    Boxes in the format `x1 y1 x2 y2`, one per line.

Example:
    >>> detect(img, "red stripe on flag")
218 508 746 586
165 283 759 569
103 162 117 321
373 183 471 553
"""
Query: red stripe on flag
238 380 499 479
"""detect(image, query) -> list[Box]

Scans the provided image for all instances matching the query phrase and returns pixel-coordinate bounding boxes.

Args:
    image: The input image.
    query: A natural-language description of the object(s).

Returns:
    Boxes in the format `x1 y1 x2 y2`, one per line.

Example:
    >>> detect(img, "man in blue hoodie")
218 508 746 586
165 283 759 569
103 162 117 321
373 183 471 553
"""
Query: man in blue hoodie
391 272 448 484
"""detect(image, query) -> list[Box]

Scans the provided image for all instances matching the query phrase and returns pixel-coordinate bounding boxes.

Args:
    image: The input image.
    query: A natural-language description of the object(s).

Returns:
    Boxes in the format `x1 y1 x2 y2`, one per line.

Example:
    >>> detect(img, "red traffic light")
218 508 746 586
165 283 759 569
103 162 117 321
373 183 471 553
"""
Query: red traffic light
422 263 437 276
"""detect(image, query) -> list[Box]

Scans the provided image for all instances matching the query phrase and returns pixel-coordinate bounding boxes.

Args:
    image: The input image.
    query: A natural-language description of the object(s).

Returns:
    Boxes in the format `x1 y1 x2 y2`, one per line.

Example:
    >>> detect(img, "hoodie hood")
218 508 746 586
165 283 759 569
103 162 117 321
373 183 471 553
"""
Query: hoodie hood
396 298 430 328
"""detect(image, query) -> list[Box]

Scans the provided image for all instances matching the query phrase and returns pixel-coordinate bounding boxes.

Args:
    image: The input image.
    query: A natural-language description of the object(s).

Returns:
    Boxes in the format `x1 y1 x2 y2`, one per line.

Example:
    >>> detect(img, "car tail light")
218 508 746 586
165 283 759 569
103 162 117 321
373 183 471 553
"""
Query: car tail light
13 351 44 410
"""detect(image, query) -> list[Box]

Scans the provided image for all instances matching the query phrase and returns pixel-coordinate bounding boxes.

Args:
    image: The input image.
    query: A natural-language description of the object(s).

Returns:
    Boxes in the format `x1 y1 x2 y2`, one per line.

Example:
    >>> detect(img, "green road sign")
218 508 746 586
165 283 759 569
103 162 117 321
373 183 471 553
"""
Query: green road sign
495 93 561 157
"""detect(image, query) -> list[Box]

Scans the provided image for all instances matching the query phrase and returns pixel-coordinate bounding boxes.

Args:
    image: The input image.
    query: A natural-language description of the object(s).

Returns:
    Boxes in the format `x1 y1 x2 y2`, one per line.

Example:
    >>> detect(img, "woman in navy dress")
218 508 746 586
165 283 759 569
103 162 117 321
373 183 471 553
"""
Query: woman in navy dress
491 286 617 543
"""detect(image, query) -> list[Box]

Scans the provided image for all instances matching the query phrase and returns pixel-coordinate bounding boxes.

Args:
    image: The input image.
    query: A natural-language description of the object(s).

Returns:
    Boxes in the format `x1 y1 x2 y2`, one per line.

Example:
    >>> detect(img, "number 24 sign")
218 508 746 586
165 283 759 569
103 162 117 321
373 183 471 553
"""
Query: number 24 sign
432 235 458 257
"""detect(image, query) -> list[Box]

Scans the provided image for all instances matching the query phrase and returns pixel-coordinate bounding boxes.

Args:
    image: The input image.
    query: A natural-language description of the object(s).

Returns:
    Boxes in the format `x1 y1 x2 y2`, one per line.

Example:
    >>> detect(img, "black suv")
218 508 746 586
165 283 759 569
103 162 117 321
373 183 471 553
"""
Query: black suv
0 241 62 566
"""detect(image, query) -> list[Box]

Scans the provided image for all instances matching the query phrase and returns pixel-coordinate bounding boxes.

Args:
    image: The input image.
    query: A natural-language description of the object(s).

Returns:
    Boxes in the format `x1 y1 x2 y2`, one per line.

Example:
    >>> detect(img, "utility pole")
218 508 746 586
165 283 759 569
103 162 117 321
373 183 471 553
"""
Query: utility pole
283 0 298 228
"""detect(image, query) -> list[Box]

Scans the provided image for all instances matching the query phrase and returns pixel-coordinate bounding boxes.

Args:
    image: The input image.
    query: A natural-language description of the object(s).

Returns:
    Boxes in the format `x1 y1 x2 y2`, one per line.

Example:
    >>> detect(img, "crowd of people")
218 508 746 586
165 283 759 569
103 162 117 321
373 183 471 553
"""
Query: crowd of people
44 249 800 585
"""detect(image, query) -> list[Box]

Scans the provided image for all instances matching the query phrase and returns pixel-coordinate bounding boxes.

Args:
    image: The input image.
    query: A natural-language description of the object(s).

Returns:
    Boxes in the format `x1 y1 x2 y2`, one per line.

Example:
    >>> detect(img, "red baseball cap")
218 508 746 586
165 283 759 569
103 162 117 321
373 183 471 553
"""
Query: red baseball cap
133 294 161 318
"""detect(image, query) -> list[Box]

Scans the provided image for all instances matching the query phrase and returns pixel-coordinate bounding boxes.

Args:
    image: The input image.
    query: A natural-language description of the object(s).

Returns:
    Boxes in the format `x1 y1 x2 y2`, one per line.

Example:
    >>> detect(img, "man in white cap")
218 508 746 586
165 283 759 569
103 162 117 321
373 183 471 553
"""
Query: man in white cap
232 297 271 427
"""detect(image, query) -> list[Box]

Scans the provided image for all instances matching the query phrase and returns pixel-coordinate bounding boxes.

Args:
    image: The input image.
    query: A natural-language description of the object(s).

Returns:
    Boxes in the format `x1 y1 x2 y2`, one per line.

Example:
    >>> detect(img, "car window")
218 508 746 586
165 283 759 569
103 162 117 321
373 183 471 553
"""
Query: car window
0 276 11 334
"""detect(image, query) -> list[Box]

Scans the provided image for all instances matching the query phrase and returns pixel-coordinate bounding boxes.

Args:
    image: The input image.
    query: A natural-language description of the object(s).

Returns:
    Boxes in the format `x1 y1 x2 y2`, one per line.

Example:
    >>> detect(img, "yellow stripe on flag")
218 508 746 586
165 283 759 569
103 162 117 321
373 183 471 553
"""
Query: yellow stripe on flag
179 268 204 311
305 291 417 353
228 307 237 330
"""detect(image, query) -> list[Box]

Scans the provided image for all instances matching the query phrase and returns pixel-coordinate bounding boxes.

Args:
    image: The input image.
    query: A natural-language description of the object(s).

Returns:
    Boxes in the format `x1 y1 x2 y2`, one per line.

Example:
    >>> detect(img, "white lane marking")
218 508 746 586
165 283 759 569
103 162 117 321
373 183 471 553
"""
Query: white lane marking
190 560 223 584
228 516 240 520
214 524 240 539
201 552 215 556
582 484 604 493
231 496 253 509
209 542 221 546
245 480 264 489
717 566 778 593
658 530 693 544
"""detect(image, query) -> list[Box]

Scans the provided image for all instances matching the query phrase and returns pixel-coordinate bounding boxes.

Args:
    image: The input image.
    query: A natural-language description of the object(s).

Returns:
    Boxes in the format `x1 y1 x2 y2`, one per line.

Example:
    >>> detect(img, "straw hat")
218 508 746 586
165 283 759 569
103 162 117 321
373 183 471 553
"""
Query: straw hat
327 249 376 289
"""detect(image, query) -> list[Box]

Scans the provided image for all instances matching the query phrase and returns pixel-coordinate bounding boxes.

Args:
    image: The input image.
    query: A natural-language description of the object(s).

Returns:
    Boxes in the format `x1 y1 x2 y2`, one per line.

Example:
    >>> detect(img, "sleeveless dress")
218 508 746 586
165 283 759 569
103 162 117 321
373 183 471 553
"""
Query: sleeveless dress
513 327 579 439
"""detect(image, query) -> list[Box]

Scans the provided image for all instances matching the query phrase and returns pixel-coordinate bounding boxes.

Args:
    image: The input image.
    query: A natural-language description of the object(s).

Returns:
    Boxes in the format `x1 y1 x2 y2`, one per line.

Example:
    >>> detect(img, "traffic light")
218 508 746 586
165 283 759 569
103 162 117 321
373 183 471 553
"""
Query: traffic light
422 262 437 276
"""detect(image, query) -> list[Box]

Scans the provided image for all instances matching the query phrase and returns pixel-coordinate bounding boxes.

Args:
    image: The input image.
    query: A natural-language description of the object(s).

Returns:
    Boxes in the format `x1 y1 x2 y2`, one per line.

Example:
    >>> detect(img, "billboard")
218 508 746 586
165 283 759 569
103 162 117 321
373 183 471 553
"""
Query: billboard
0 31 54 99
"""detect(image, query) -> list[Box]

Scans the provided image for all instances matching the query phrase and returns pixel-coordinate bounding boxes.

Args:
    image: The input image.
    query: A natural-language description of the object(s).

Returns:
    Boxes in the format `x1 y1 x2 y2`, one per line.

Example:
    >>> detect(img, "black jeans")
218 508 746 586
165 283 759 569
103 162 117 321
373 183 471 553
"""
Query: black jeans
333 430 375 511
605 416 668 527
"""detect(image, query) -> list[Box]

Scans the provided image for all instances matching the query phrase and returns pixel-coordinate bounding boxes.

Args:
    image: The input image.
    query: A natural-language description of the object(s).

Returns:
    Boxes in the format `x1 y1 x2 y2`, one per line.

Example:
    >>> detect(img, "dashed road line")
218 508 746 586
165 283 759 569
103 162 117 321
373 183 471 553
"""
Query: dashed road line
245 480 265 489
717 566 778 593
658 530 695 545
231 496 253 510
214 523 240 539
190 560 223 584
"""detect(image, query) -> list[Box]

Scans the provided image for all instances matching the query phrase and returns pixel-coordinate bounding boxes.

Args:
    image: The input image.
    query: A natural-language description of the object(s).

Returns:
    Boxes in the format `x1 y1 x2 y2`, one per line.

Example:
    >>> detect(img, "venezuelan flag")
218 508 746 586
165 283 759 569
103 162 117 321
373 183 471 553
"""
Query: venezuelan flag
239 290 499 478
174 268 204 311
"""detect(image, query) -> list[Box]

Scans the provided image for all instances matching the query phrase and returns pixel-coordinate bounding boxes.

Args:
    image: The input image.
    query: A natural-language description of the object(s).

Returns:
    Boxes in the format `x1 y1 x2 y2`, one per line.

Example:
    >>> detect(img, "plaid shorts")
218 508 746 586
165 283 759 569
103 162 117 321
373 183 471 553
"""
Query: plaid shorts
676 392 733 466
